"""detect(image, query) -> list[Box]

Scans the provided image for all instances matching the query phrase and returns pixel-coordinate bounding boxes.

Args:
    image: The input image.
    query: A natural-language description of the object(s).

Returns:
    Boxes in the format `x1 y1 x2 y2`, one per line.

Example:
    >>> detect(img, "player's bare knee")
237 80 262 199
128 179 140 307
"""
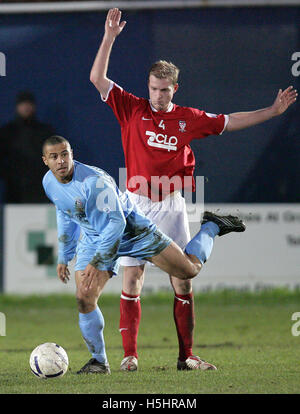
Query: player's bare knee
193 262 202 276
182 263 201 280
174 278 192 294
76 293 95 313
125 282 142 296
123 266 144 295
76 296 87 313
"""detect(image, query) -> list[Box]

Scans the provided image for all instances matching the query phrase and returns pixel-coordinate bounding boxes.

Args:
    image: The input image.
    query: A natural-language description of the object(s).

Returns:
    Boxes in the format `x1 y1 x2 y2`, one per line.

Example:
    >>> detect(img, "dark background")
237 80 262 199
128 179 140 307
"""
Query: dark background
0 6 299 203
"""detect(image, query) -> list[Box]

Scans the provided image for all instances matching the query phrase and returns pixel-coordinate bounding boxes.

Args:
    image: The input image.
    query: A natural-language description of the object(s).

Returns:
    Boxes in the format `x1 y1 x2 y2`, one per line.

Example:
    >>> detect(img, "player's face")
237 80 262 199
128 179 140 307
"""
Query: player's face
42 142 74 183
148 75 178 112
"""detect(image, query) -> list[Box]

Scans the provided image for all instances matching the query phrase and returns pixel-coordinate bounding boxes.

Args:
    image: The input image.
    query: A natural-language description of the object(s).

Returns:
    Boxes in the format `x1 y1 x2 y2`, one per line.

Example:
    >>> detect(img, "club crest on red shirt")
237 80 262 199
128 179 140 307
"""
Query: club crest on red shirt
179 120 186 132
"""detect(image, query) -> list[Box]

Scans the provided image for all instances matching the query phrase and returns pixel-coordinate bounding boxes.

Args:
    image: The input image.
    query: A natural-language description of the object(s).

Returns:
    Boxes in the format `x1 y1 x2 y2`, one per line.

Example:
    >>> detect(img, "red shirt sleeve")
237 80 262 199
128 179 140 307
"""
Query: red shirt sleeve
102 82 142 125
190 108 228 139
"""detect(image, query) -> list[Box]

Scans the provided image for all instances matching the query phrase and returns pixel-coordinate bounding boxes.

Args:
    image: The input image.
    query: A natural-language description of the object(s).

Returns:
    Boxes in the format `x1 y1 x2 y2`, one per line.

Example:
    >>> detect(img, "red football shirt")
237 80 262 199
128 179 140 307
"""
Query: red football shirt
103 82 228 201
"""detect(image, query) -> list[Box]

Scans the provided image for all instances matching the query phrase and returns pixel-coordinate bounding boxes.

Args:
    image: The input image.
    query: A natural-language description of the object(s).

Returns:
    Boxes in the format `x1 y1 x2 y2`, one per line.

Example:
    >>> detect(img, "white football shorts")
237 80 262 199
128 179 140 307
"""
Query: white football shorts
119 190 191 266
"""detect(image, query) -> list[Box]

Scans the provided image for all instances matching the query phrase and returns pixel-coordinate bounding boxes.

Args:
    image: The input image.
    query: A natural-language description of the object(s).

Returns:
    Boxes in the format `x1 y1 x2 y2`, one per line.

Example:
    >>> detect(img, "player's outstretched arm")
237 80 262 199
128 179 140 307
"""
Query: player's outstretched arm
90 8 126 97
226 86 297 132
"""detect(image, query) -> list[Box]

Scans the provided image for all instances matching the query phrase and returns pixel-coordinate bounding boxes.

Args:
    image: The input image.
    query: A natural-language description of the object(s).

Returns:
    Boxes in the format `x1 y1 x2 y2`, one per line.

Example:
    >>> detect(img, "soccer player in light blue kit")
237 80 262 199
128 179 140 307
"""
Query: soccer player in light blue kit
42 135 245 374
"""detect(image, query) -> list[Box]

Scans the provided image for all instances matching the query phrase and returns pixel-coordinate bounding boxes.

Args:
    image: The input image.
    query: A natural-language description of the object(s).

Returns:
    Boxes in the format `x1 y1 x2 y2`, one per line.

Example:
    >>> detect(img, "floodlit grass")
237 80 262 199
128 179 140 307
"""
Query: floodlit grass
0 289 300 394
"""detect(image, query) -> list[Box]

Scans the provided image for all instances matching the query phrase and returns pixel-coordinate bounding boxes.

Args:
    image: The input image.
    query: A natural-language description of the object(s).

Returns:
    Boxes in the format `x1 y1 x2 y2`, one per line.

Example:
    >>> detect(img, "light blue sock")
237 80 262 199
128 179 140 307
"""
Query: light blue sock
185 222 220 264
78 306 107 364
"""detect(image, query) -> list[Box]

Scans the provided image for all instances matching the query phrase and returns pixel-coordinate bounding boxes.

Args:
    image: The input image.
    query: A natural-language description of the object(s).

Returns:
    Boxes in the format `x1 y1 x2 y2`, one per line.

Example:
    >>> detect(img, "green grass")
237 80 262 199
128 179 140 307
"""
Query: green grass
1 288 300 394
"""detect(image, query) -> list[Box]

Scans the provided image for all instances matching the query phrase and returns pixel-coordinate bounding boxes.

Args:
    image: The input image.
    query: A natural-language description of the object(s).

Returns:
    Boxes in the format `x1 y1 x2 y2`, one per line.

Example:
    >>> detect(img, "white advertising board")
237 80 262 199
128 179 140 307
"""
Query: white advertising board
4 205 76 294
143 204 300 292
4 204 300 294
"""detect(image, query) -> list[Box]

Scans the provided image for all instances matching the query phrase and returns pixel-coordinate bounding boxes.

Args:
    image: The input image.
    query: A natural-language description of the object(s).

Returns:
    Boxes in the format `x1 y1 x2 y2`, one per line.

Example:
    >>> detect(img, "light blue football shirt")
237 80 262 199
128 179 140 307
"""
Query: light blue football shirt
42 160 134 269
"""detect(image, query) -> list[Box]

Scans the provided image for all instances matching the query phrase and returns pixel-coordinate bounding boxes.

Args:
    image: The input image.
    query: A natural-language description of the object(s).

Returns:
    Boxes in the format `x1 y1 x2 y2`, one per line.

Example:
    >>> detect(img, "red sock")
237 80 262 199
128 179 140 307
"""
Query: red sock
119 290 141 359
173 292 195 361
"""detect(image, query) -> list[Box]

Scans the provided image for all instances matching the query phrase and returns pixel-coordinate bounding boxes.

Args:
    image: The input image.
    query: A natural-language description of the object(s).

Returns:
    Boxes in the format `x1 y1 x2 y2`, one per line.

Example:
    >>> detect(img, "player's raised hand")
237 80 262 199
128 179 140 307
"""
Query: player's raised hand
104 8 126 39
57 264 70 284
271 86 297 116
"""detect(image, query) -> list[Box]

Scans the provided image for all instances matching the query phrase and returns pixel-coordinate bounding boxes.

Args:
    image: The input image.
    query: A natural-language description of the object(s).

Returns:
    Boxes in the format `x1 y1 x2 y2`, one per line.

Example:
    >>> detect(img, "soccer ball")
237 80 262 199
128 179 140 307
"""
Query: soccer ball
29 342 69 379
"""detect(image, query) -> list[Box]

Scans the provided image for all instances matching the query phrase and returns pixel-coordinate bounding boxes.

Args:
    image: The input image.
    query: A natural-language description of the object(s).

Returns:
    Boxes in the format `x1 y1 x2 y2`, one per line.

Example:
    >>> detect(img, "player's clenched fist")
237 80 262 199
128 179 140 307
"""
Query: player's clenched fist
105 8 126 39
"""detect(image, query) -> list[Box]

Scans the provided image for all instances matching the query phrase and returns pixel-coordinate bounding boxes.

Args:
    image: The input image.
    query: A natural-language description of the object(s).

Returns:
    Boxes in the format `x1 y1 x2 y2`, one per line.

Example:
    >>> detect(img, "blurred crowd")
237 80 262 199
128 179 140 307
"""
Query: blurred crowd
0 91 55 203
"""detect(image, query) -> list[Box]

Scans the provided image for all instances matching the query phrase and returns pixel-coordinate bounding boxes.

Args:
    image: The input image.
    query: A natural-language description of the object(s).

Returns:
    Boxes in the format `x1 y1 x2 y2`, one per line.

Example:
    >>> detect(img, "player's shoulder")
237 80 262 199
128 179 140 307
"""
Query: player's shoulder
76 161 116 190
76 160 107 179
74 161 100 184
42 169 54 189
42 170 56 203
111 82 148 105
173 104 206 118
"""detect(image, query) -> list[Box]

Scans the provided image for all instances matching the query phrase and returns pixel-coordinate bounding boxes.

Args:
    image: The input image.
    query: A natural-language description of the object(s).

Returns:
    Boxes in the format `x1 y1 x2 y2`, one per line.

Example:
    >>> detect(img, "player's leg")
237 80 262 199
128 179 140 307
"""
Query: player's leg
151 209 245 370
122 263 145 296
118 191 189 372
145 208 243 369
153 193 218 369
147 240 201 279
116 202 217 370
120 200 246 371
149 193 203 370
75 269 111 374
170 275 217 371
178 210 246 268
75 269 110 313
169 276 194 363
74 244 114 375
119 258 145 371
146 240 218 371
117 192 151 371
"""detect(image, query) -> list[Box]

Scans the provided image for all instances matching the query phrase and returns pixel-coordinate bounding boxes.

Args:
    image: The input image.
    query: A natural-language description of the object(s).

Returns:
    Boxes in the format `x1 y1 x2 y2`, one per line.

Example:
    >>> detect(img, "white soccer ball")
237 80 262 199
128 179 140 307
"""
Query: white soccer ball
29 342 69 379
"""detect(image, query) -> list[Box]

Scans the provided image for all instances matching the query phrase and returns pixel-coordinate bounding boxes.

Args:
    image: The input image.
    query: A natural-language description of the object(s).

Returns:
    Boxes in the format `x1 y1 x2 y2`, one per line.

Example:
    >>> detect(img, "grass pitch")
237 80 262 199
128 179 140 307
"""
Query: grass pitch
0 289 300 394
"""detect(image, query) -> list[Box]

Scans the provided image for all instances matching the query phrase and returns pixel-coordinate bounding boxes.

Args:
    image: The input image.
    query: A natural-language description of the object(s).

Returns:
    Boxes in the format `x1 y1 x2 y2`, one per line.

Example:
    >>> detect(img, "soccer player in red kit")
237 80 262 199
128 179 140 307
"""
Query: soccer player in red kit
90 8 297 371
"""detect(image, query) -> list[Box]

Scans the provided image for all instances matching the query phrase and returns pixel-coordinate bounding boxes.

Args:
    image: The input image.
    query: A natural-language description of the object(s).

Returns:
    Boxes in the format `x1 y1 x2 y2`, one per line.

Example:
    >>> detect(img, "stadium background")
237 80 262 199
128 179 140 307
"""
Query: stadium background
0 0 299 293
0 0 300 397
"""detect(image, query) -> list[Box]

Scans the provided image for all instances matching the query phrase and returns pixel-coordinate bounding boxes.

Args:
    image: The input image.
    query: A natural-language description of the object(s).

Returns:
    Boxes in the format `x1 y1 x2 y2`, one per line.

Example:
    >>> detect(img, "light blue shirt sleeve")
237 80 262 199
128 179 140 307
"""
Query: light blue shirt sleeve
84 175 126 270
56 207 81 265
43 174 81 266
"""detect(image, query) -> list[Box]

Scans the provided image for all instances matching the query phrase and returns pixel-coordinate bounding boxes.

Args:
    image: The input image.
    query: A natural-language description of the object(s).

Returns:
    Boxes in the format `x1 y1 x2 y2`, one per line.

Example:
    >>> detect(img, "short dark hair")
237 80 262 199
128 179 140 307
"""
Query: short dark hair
16 90 36 105
42 135 70 155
